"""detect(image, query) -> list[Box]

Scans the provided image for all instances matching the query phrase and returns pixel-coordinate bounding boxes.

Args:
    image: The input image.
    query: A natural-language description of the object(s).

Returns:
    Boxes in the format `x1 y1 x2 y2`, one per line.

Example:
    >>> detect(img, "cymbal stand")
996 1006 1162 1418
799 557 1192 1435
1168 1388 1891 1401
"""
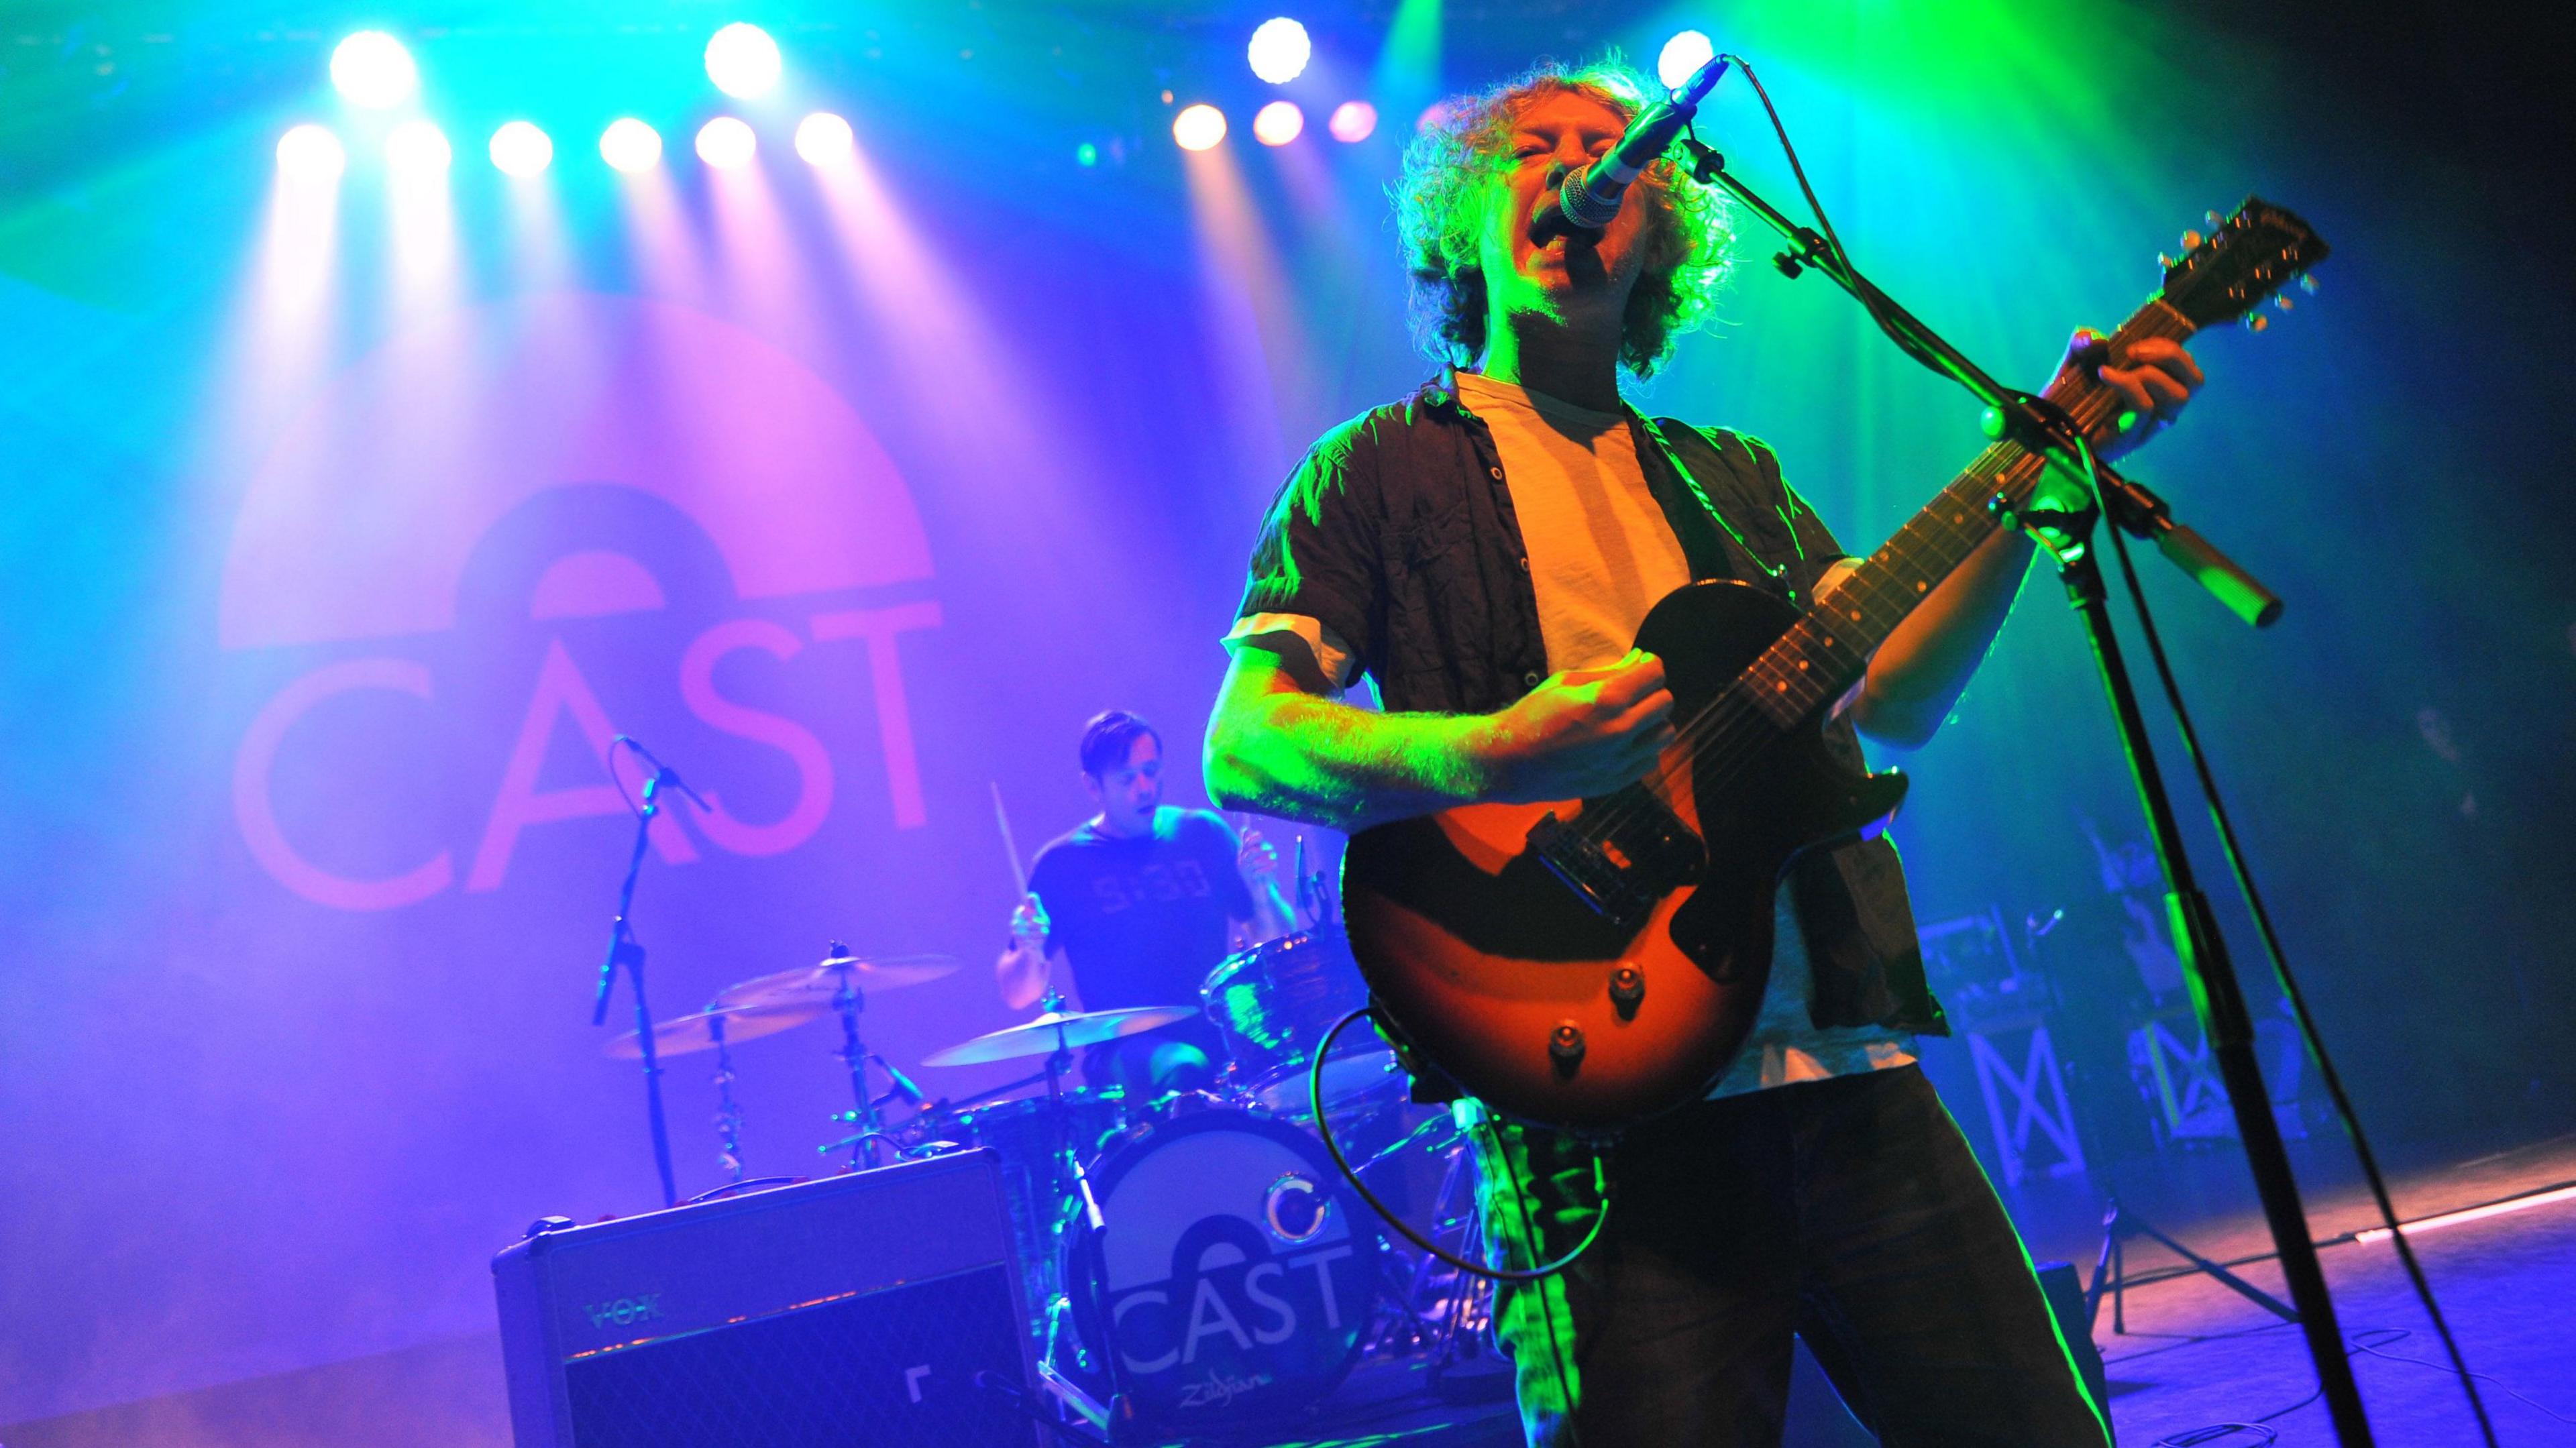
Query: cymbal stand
590 767 679 1209
826 942 888 1171
710 1013 746 1184
1037 995 1106 1233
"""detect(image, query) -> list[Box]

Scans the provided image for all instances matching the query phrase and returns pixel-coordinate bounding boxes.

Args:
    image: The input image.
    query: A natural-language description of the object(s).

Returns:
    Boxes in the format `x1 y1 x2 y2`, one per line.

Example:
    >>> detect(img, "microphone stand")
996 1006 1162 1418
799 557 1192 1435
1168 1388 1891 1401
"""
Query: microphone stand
592 768 680 1210
1674 138 2372 1443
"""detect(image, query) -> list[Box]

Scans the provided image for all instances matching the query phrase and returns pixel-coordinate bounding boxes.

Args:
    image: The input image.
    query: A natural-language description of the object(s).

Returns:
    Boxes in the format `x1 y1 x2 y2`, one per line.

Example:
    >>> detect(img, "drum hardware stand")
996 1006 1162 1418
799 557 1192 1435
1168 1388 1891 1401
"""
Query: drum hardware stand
710 1015 746 1184
589 755 681 1209
822 941 897 1170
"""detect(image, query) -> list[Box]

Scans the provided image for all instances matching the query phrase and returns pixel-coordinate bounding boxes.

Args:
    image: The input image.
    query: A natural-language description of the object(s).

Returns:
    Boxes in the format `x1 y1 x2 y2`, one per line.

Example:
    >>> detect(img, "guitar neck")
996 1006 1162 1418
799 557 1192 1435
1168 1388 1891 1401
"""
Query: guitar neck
1737 299 2198 729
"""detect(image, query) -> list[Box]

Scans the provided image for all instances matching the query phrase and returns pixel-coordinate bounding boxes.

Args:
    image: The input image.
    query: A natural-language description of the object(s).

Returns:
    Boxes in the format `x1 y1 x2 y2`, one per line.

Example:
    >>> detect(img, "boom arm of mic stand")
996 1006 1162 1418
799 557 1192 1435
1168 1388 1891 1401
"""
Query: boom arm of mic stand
1676 136 2282 628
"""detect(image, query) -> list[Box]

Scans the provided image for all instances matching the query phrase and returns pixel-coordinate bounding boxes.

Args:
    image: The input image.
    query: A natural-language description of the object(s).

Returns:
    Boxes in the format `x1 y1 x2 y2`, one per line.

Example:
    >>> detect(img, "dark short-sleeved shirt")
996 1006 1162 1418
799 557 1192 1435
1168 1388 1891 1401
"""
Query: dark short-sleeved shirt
1234 376 1947 1037
1028 807 1257 1011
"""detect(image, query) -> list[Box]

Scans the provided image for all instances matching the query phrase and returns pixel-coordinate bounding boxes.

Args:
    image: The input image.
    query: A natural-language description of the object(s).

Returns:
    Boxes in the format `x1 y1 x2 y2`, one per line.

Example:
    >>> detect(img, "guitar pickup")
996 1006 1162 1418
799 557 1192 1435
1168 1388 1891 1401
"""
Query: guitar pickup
1527 787 1704 928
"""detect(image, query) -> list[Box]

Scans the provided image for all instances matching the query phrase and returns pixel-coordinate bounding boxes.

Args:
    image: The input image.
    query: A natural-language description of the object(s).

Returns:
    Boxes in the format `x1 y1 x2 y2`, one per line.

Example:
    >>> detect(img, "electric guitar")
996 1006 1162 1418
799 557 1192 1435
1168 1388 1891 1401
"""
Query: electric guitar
1341 198 2329 1133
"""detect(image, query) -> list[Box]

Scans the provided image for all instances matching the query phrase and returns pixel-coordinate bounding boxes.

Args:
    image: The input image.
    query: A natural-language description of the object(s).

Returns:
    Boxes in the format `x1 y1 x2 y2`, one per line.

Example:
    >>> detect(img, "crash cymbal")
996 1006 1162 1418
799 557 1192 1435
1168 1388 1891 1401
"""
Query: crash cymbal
712 952 959 1012
605 1000 822 1060
921 1005 1199 1067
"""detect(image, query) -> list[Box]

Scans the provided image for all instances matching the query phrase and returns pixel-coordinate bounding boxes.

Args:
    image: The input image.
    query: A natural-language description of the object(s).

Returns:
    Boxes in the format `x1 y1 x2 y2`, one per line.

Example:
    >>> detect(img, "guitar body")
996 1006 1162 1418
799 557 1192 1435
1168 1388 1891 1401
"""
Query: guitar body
1341 579 1909 1133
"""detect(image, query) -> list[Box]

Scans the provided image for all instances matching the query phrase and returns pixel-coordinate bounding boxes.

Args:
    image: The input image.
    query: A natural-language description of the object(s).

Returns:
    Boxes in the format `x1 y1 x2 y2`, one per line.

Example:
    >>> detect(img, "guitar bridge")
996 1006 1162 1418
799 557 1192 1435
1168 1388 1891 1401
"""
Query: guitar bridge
1526 786 1705 928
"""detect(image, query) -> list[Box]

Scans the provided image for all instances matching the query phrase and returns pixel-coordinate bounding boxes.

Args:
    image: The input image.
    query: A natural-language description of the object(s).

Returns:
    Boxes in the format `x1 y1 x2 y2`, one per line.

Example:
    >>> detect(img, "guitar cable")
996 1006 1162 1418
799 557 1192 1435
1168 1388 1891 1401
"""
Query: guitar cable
1307 1007 1613 1283
2074 436 2501 1446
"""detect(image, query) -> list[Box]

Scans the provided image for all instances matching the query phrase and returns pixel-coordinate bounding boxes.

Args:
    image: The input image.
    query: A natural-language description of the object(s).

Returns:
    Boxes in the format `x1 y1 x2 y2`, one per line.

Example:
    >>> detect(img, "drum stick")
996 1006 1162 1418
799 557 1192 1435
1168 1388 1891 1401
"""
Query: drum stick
991 781 1030 899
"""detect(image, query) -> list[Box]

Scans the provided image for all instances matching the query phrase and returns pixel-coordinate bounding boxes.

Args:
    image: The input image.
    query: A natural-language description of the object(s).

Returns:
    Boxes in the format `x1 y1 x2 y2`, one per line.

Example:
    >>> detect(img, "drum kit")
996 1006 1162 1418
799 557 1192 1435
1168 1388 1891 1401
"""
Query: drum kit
606 927 1505 1441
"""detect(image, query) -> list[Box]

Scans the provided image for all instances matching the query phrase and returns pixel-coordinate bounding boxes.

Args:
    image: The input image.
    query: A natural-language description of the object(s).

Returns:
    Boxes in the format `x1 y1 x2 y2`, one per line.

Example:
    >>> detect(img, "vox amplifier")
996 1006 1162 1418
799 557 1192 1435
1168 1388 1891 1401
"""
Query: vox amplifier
491 1150 1036 1447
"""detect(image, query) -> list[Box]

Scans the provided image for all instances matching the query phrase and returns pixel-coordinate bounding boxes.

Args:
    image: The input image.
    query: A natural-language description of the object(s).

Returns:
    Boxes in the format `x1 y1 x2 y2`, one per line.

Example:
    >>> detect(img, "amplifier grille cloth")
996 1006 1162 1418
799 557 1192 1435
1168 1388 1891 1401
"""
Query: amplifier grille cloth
559 1264 1023 1447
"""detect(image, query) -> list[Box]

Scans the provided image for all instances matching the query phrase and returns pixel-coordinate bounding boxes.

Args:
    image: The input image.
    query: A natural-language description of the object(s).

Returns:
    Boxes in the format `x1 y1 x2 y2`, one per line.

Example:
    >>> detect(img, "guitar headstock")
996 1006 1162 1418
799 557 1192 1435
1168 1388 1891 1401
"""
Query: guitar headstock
2157 197 2329 333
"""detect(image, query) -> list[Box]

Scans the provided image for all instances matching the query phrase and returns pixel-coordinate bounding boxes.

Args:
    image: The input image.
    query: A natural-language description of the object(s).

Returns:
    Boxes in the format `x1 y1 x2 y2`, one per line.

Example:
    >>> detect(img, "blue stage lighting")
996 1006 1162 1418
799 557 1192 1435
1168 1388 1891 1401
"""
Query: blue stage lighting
705 22 783 98
600 119 664 173
1658 31 1716 91
1247 18 1311 85
330 31 418 109
489 121 553 176
276 123 346 181
794 113 855 165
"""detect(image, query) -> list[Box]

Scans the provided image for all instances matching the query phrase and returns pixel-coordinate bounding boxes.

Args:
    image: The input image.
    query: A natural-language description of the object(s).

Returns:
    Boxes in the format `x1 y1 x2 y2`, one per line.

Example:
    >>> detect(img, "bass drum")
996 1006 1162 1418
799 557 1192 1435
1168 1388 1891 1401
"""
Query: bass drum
1061 1105 1381 1433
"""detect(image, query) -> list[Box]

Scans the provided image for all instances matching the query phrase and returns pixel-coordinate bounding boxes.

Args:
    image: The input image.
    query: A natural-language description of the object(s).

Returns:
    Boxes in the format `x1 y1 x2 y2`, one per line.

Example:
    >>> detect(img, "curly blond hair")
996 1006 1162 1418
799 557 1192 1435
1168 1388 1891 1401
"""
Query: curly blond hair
1394 57 1734 378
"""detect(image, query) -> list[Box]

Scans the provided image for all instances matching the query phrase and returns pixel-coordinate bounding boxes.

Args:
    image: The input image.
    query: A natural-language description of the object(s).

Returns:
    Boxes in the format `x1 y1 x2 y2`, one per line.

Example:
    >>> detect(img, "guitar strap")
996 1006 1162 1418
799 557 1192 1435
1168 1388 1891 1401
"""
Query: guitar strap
1636 417 1793 595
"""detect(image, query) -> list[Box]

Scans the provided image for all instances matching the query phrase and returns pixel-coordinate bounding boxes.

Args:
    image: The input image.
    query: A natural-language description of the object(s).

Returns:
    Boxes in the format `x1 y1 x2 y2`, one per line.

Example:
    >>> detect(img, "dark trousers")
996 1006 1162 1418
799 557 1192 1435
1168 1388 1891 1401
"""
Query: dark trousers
1471 1066 2109 1447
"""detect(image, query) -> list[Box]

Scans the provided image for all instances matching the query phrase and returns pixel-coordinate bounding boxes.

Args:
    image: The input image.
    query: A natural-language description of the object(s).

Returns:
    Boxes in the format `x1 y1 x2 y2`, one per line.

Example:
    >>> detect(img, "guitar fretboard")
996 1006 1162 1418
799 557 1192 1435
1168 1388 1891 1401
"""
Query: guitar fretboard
1723 299 2198 739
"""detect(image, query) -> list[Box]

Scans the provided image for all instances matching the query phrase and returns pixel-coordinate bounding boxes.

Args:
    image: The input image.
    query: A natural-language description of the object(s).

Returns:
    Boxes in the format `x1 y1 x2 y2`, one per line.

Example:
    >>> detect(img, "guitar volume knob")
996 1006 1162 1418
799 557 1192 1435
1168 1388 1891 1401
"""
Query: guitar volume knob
1548 1021 1587 1074
1608 966 1645 1018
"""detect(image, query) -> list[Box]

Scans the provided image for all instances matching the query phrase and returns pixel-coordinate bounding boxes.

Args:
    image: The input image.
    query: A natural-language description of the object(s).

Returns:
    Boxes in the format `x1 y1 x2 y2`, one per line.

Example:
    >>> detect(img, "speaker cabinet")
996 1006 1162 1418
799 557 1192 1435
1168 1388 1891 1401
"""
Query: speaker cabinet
492 1150 1036 1447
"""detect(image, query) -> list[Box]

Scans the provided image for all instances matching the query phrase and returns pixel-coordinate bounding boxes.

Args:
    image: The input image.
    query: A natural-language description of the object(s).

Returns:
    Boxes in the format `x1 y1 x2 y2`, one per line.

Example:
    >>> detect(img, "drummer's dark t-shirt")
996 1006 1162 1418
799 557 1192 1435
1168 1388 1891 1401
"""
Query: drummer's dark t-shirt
1029 807 1255 1011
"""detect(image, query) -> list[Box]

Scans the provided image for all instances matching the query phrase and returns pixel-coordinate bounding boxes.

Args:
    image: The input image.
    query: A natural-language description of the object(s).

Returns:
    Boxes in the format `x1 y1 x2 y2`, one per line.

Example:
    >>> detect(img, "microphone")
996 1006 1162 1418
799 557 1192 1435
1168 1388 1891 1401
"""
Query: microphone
1540 52 1733 239
612 735 711 812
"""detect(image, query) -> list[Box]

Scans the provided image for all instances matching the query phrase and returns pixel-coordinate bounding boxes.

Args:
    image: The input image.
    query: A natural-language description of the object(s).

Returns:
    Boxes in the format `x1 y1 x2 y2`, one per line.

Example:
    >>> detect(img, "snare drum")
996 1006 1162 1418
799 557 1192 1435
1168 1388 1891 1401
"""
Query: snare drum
1202 929 1405 1120
1061 1105 1381 1432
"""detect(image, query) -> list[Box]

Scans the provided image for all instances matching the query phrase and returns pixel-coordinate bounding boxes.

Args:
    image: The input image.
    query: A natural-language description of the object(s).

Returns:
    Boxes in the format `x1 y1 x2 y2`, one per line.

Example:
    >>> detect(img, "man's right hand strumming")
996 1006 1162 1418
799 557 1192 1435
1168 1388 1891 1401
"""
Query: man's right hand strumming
1466 649 1675 803
1205 638 1675 834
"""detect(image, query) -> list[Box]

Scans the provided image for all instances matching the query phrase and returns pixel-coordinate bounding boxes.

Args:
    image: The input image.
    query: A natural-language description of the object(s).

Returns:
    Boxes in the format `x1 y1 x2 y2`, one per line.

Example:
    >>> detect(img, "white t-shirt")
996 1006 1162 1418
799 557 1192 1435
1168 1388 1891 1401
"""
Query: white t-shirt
1228 372 1913 1095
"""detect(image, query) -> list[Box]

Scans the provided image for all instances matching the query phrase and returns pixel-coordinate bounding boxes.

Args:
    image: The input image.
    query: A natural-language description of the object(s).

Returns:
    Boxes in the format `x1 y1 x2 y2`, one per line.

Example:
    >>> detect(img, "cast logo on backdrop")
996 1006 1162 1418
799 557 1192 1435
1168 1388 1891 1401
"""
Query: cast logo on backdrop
219 293 941 910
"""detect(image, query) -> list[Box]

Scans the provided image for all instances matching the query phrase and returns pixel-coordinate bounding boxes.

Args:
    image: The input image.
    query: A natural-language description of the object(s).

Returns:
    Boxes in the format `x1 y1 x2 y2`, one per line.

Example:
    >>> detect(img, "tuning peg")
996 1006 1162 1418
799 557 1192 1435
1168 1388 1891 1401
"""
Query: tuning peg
2157 252 2177 270
2180 229 2204 251
2204 209 2223 228
2298 272 2320 295
2274 294 2295 311
2244 313 2269 333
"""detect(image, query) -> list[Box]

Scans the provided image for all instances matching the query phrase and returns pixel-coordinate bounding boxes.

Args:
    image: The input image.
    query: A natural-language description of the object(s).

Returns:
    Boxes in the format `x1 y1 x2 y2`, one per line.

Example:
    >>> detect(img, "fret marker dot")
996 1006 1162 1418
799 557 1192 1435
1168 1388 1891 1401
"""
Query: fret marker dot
1917 580 1929 593
1796 660 1808 671
1776 680 1789 692
1849 609 1861 620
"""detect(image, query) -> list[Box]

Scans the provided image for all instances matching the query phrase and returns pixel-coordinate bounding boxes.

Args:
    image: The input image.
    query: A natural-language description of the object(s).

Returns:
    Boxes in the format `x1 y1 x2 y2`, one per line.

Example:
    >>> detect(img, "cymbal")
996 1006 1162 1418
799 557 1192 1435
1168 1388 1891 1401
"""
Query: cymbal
922 1005 1200 1066
605 1001 822 1060
712 952 959 1012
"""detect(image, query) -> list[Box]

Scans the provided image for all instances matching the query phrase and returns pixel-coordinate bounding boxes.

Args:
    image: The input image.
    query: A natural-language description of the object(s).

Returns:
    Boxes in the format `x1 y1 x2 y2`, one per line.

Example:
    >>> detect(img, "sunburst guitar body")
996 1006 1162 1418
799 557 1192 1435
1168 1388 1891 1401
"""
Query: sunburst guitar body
1342 580 1902 1133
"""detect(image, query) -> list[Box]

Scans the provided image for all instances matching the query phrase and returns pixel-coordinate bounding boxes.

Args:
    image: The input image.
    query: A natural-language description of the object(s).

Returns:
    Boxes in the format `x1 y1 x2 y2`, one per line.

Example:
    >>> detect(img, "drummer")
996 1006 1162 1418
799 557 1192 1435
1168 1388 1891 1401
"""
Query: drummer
999 710 1297 1099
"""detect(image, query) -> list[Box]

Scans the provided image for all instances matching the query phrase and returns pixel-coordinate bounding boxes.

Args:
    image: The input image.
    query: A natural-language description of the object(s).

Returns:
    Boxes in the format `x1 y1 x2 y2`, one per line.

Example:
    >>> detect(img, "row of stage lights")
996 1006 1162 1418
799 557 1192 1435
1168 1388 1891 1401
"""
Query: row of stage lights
280 19 1723 177
280 17 1385 180
276 111 859 181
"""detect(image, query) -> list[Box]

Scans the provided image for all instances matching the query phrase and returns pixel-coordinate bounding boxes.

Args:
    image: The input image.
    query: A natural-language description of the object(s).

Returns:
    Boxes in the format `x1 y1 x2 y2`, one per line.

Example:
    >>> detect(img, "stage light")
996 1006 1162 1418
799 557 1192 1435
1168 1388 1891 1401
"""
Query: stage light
489 121 553 176
329 31 418 109
705 22 782 99
1247 17 1311 85
1658 31 1716 91
600 118 663 173
696 116 757 169
1253 101 1304 146
1327 100 1377 143
1173 104 1228 152
2355 1184 2576 1245
275 124 346 181
1075 142 1099 167
386 118 451 173
794 111 854 165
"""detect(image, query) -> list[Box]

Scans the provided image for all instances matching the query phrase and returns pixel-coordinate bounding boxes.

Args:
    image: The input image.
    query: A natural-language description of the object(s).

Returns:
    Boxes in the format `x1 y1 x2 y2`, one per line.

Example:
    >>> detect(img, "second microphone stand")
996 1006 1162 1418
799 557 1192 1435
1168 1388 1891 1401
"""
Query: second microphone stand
592 765 681 1210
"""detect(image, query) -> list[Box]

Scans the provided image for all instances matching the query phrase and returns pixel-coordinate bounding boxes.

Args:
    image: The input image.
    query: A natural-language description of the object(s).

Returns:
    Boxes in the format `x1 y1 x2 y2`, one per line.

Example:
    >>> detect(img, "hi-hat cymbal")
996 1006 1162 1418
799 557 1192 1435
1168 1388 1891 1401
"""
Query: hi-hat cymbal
922 1005 1199 1066
713 952 959 1013
605 1000 822 1060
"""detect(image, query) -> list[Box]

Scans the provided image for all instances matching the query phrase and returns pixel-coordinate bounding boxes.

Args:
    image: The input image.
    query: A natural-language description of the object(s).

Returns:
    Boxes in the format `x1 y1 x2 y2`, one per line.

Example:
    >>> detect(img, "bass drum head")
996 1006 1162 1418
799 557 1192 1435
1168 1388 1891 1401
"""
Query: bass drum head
1063 1108 1379 1431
